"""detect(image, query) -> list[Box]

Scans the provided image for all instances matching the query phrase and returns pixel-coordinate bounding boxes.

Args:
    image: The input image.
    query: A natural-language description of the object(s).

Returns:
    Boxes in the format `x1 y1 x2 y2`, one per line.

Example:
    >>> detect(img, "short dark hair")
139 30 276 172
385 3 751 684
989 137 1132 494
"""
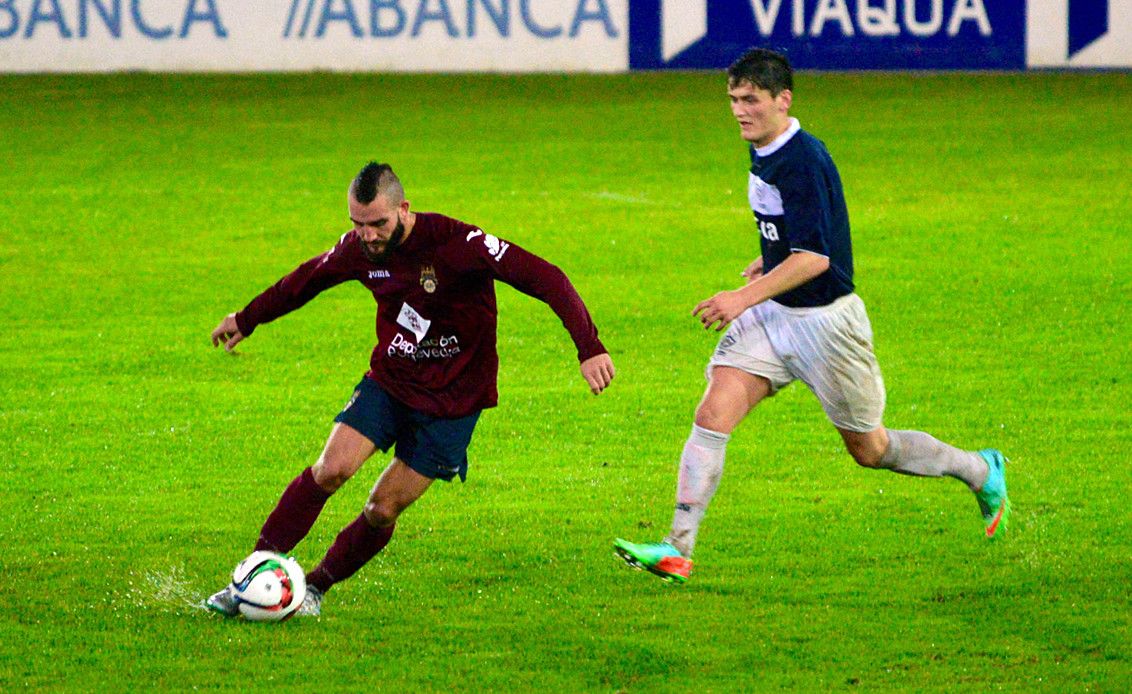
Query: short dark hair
727 48 793 96
351 161 404 204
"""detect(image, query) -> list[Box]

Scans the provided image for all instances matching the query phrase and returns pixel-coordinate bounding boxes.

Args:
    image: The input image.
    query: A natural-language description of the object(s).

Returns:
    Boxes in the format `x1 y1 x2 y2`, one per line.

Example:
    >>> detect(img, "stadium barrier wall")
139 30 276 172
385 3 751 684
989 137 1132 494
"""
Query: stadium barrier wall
0 0 1127 72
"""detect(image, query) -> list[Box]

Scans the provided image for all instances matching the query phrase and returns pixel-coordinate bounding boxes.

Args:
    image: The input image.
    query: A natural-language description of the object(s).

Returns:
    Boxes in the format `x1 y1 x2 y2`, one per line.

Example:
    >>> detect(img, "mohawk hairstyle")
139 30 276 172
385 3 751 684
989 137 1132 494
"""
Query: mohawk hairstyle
727 48 793 96
351 161 403 205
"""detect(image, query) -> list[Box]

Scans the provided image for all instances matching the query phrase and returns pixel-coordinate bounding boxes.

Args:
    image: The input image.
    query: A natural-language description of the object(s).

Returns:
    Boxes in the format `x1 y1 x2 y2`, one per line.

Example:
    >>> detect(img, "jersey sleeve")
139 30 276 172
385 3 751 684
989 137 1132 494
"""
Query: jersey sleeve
779 158 832 257
234 232 357 337
451 228 607 362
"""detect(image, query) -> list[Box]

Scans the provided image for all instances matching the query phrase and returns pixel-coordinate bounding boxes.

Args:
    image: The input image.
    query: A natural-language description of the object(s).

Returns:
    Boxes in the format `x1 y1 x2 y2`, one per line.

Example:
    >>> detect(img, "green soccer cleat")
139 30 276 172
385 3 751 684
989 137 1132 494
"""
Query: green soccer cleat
975 449 1010 540
613 538 692 583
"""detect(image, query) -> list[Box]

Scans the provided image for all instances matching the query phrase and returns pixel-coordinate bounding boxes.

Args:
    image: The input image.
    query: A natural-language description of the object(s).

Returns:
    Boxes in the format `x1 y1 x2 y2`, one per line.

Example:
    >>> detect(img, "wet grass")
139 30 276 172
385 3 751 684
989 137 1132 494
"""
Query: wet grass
1 70 1129 691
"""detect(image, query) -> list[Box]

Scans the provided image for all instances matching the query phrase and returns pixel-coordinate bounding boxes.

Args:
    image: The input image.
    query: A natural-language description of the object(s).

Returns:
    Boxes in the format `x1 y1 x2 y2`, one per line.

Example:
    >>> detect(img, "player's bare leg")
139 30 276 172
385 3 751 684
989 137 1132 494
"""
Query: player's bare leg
310 422 381 492
302 458 433 613
839 426 1009 538
616 367 770 582
362 457 434 527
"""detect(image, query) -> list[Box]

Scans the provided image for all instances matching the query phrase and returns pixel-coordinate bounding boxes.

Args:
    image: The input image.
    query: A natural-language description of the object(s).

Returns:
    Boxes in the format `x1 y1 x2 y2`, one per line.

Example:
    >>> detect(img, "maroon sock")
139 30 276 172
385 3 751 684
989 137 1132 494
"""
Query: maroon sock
306 514 395 594
254 467 333 553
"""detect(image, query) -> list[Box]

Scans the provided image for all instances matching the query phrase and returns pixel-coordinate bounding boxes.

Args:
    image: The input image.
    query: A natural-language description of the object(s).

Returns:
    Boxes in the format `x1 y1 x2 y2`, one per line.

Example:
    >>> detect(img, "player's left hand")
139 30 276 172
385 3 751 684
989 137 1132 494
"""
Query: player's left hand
210 313 245 352
580 353 615 395
694 290 748 331
741 256 764 283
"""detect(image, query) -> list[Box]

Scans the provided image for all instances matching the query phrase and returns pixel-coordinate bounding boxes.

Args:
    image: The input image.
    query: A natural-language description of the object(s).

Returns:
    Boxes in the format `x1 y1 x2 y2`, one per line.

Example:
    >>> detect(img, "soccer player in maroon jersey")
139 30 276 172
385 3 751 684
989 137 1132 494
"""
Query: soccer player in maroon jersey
206 162 615 617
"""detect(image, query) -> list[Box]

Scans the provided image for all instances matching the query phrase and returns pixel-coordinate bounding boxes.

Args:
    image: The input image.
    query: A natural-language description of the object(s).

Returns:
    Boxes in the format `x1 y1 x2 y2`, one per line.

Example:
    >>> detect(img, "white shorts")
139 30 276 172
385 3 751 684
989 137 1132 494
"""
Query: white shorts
707 293 886 432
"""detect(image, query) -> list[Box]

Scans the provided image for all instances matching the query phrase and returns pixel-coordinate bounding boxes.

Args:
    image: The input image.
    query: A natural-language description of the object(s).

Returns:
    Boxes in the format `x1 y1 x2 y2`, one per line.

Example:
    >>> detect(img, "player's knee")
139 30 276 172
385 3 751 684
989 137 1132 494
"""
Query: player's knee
311 460 353 493
363 498 401 527
847 443 885 468
693 402 734 433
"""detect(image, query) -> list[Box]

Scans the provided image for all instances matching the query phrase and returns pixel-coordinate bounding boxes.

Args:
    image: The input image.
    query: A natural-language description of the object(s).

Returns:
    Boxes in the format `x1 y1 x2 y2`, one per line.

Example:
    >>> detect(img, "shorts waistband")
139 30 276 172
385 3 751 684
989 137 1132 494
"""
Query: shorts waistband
770 293 859 316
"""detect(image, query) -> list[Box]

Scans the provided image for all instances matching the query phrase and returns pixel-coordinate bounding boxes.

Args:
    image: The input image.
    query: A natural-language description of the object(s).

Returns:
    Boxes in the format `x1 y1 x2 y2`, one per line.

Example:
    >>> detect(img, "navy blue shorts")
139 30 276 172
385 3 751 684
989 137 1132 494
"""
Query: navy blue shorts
334 376 481 482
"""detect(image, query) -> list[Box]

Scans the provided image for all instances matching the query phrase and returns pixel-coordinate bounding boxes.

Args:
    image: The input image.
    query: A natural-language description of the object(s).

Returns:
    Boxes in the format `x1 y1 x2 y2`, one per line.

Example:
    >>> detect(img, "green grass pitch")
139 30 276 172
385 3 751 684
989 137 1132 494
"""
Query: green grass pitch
1 70 1129 691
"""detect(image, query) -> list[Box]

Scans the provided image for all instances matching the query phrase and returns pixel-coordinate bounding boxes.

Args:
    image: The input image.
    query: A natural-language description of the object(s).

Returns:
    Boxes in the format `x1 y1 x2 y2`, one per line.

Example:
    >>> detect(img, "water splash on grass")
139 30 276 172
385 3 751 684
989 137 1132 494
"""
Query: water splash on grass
125 564 208 612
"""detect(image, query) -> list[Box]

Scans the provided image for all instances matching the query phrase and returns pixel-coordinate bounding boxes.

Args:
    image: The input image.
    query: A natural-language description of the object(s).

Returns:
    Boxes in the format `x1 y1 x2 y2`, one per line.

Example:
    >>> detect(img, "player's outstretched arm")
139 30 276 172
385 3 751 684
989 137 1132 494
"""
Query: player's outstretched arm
580 353 615 395
210 313 245 352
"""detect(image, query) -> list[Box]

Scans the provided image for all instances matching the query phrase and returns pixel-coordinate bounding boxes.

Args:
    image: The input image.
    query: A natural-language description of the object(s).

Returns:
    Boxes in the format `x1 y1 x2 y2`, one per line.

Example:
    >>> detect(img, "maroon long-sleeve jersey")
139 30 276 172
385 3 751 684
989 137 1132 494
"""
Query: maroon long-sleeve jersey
234 212 606 418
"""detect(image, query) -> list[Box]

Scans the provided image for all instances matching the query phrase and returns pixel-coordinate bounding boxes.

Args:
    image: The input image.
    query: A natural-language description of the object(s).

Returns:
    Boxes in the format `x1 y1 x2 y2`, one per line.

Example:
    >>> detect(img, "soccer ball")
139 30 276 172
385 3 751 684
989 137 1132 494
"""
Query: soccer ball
229 551 306 622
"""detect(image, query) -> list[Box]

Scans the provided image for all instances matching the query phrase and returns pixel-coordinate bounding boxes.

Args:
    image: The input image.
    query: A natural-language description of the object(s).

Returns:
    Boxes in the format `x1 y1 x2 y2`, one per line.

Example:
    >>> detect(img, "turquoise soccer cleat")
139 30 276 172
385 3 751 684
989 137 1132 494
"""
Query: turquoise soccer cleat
975 449 1010 540
613 538 692 583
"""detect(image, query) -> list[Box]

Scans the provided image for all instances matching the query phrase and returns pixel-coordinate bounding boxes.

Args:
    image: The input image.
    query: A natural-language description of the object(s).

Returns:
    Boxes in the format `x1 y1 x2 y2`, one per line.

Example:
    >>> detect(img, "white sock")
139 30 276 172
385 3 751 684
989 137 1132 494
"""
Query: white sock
665 425 729 558
879 429 988 492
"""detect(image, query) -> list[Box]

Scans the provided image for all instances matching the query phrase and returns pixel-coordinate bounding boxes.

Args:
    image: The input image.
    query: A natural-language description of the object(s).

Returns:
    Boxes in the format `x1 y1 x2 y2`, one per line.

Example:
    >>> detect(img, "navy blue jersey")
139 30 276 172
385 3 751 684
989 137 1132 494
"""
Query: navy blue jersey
747 119 854 307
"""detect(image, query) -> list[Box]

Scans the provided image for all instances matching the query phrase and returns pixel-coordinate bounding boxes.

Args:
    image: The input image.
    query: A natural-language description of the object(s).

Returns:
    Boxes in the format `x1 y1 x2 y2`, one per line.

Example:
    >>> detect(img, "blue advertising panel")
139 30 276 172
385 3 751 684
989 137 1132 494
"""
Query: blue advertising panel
629 0 1028 70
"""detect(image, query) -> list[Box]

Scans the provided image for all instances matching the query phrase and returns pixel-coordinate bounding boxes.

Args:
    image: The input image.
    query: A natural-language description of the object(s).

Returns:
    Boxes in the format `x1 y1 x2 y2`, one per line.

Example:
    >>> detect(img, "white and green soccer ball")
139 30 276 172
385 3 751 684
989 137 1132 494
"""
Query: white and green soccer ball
229 551 306 622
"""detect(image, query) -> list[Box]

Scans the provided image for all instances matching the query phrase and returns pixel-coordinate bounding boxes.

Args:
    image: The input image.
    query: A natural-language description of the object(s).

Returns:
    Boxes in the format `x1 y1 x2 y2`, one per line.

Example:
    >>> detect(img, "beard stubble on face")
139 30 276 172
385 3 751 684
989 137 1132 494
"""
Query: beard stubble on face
360 219 405 264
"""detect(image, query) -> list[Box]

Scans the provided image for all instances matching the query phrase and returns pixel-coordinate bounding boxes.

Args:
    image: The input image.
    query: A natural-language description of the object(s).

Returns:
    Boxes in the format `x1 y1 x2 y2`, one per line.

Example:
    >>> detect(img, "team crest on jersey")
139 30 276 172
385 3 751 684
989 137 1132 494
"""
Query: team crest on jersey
419 265 438 294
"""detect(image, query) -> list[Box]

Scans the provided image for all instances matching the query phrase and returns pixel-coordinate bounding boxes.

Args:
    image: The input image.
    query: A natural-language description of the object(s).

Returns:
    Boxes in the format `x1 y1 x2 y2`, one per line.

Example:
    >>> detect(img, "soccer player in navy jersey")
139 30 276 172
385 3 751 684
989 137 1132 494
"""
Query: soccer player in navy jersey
206 162 615 616
614 48 1009 583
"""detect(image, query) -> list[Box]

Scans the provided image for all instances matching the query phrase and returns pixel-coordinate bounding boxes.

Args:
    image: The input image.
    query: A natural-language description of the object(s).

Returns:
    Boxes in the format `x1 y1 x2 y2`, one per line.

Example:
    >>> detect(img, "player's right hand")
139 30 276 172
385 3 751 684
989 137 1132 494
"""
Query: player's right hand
694 290 749 332
210 313 245 352
580 353 615 395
